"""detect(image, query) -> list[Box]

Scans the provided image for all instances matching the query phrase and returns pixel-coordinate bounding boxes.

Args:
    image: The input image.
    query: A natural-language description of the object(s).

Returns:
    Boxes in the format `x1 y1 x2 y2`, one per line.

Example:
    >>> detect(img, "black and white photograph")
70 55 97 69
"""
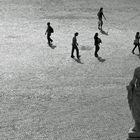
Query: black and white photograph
0 0 140 139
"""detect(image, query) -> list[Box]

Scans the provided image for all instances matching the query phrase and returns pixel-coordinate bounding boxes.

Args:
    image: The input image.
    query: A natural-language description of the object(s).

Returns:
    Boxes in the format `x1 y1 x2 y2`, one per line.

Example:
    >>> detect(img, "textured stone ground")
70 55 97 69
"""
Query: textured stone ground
0 0 140 139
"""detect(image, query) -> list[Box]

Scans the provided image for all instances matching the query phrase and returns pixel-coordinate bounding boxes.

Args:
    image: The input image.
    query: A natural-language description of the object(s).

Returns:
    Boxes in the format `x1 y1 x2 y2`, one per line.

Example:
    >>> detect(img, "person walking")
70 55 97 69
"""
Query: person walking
71 32 81 59
94 33 102 58
97 7 106 31
45 22 54 46
132 32 140 54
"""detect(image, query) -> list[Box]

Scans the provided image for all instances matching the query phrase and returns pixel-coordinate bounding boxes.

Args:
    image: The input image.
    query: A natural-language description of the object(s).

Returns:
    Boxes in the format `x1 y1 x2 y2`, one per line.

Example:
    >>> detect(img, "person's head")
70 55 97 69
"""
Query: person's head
75 32 79 36
100 7 103 12
95 32 98 37
47 22 50 26
136 32 139 37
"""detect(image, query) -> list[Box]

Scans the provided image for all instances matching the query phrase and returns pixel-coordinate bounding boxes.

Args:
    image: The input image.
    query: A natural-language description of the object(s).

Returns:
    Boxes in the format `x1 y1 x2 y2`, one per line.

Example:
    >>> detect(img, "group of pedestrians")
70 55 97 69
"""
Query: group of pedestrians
70 29 103 59
45 8 106 60
43 7 140 137
45 7 140 60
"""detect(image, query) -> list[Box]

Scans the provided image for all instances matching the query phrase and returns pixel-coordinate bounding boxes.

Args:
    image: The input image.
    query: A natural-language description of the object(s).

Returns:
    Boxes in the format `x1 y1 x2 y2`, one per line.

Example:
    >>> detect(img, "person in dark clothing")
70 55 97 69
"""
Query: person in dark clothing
94 33 102 58
45 22 54 46
71 32 81 59
97 7 106 31
132 32 140 54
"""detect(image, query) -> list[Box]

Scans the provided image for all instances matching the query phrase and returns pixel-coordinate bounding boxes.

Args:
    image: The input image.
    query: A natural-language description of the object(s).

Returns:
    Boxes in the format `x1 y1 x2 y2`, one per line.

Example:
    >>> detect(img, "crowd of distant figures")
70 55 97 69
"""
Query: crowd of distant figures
45 7 140 61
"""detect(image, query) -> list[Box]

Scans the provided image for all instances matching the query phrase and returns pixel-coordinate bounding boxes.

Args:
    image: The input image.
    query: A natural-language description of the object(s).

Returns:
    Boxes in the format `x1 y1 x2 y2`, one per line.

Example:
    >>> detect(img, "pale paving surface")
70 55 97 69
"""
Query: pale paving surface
0 0 140 140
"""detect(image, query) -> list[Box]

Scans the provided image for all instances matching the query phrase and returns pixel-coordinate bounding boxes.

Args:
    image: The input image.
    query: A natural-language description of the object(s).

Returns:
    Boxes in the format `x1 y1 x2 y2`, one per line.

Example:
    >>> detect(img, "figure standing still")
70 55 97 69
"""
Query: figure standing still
45 22 54 46
97 7 106 31
71 32 81 59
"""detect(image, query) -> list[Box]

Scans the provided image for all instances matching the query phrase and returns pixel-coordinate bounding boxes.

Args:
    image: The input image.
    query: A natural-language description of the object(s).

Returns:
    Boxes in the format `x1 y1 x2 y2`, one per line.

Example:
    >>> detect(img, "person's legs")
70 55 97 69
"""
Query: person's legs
47 33 53 46
138 44 140 55
75 46 80 59
98 20 101 30
47 34 51 46
98 19 103 31
95 45 99 57
50 35 53 43
132 44 138 54
100 20 103 31
71 45 75 58
94 47 97 57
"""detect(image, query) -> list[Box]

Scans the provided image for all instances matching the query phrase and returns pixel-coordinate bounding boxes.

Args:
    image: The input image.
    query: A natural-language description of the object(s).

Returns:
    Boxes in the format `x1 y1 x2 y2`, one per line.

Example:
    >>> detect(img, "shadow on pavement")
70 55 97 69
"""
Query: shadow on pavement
97 56 106 62
49 44 56 49
100 29 108 36
73 58 84 64
80 45 93 51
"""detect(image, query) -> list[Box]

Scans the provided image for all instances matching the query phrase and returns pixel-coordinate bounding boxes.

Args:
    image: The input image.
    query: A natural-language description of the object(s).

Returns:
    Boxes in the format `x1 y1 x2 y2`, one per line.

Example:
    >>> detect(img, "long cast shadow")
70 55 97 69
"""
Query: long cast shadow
100 29 108 36
49 44 56 49
80 45 93 51
50 44 56 49
72 58 84 64
97 56 106 62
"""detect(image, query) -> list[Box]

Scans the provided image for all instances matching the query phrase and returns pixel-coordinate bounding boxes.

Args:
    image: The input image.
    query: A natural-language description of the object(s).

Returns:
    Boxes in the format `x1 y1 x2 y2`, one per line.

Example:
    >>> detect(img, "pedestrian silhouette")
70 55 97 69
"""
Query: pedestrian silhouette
45 22 54 46
132 32 140 55
71 32 81 59
94 33 102 58
97 7 106 31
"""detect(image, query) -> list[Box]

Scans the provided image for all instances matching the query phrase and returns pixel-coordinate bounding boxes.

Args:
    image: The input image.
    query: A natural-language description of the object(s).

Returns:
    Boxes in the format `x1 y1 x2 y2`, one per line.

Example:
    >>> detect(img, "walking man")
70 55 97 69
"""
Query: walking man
71 32 81 59
97 7 106 31
45 22 54 46
94 33 102 58
132 32 140 55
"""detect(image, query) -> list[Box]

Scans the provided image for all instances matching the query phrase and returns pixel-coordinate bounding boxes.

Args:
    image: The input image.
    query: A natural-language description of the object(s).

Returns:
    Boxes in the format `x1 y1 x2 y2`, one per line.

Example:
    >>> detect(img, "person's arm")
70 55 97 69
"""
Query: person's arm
103 13 106 20
45 30 47 35
45 28 48 35
76 39 78 46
